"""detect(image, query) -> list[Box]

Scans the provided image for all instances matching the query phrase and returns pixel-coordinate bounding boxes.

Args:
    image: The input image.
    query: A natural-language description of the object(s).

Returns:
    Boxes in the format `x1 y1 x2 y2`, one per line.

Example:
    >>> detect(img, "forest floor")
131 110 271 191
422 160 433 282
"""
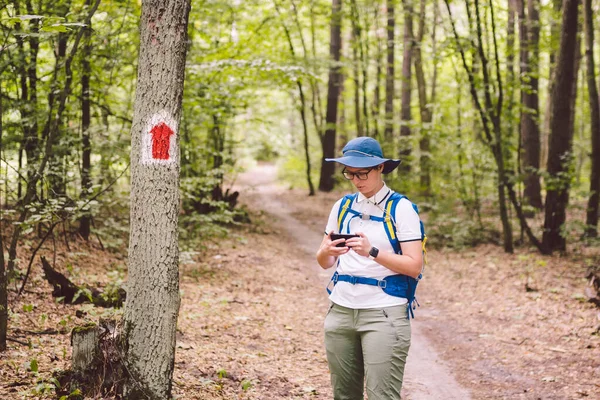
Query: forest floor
1 163 600 399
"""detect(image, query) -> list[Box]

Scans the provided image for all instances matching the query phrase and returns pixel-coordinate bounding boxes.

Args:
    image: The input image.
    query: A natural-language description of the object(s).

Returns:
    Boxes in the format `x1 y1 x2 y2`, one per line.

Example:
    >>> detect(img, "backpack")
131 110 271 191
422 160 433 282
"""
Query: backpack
327 191 427 318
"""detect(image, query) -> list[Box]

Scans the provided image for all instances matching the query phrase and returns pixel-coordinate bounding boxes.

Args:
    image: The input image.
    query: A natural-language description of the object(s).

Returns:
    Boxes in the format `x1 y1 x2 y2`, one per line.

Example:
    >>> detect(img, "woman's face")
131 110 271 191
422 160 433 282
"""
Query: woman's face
343 164 384 198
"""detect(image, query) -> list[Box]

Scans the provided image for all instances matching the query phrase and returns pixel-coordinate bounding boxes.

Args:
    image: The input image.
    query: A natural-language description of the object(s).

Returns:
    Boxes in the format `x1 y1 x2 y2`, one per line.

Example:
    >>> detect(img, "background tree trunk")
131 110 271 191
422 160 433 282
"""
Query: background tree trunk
520 0 543 209
384 0 395 157
350 0 363 137
414 0 433 196
79 0 92 240
319 0 343 192
123 0 191 398
541 0 563 170
372 4 382 140
0 90 6 352
584 0 600 237
542 0 580 253
399 0 413 171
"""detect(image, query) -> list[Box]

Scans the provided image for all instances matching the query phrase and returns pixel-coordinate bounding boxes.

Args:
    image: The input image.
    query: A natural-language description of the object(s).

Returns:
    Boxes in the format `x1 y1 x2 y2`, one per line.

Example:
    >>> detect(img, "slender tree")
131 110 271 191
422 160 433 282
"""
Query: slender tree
542 0 580 253
372 4 383 139
350 0 363 136
319 0 343 192
0 87 6 352
398 0 413 171
123 0 191 397
519 0 543 209
506 0 516 137
584 0 599 237
273 0 315 195
384 0 395 153
79 0 93 240
445 0 517 253
413 0 438 196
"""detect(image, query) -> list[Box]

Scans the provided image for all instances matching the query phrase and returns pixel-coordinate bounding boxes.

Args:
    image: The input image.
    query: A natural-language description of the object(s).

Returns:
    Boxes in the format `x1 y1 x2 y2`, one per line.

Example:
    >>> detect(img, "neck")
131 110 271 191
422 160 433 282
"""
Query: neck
362 182 384 198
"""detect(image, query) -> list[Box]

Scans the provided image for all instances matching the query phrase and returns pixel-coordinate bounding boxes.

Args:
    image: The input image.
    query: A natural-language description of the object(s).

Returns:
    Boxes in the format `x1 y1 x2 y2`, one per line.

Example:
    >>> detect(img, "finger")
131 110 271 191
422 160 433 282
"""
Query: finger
331 239 346 247
345 238 360 247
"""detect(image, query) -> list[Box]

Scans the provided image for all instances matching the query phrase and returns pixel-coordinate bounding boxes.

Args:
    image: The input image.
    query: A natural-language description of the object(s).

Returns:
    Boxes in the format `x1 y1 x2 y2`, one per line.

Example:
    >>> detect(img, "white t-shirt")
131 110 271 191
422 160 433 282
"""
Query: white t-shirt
325 184 422 309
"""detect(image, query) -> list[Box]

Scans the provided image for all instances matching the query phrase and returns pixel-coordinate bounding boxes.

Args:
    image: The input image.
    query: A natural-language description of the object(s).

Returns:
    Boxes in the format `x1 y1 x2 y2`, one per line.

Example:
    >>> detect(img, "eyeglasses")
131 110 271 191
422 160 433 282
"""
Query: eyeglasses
342 168 374 180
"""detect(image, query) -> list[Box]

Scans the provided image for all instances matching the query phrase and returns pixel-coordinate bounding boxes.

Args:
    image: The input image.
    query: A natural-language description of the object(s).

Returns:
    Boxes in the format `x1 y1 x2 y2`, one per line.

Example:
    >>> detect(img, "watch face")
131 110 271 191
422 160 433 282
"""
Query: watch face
369 247 379 258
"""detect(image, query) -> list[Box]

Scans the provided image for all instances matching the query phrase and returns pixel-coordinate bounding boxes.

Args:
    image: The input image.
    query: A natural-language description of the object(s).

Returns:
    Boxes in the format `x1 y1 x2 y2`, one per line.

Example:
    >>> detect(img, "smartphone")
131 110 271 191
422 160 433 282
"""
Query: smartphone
330 233 360 247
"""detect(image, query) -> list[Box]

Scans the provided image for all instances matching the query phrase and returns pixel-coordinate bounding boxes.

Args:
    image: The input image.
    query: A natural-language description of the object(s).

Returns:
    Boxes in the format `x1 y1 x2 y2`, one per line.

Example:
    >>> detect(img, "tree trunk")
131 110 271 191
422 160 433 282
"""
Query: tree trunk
542 0 579 253
541 0 563 170
0 89 6 352
398 0 413 172
319 0 343 192
384 0 395 156
79 0 92 240
520 0 543 209
372 4 382 140
123 1 190 398
414 0 432 196
506 0 516 139
298 82 316 196
25 0 39 183
584 0 600 237
350 4 363 137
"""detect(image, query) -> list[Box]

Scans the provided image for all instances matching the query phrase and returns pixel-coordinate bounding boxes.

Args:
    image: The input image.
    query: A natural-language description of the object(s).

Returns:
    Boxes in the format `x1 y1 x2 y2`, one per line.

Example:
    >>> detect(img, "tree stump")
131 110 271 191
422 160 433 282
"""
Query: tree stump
71 324 100 372
55 319 125 398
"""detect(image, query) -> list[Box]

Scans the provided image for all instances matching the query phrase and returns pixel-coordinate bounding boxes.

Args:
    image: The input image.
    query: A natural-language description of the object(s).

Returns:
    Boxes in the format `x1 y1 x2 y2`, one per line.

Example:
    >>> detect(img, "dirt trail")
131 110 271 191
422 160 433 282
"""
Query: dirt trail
236 163 471 400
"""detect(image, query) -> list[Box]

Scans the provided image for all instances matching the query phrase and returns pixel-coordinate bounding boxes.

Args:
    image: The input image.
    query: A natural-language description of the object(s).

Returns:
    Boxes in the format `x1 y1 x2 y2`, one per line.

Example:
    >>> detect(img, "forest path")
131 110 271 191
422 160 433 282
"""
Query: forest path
235 163 471 400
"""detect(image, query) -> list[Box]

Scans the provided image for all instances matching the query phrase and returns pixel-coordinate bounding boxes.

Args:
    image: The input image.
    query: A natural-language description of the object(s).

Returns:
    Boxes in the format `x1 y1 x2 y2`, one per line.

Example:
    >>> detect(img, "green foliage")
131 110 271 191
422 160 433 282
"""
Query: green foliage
241 379 253 391
217 368 227 379
29 358 38 373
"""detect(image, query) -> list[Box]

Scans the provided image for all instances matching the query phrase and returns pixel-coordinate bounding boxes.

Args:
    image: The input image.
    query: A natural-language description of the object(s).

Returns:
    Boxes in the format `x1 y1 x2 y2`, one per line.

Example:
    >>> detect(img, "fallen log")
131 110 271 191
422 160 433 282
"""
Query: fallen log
41 256 125 308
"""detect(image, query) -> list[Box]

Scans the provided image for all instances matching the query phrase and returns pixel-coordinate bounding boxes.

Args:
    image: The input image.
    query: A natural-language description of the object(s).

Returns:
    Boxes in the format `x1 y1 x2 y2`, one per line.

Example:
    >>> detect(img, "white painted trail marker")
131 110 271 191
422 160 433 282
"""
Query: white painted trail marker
141 111 178 165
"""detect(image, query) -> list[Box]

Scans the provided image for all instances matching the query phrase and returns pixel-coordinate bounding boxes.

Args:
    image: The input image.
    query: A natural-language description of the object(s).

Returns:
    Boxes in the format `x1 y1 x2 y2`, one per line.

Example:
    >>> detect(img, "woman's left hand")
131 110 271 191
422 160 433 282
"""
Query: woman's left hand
345 232 371 258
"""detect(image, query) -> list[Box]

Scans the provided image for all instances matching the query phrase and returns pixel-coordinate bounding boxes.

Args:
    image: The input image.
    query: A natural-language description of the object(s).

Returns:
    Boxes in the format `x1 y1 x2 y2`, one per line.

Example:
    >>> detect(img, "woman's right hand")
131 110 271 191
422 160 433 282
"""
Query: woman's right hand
317 231 350 266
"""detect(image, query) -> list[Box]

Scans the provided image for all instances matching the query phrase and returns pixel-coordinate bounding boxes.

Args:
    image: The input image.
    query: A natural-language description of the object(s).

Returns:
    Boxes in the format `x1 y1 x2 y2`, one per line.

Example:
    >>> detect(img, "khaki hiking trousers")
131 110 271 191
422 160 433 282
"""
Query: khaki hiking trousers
324 303 411 400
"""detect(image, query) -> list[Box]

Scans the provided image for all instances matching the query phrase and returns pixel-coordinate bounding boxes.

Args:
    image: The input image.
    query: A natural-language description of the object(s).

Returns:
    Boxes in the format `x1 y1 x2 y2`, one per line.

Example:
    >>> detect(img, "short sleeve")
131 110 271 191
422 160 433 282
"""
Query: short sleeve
325 198 344 235
394 198 422 242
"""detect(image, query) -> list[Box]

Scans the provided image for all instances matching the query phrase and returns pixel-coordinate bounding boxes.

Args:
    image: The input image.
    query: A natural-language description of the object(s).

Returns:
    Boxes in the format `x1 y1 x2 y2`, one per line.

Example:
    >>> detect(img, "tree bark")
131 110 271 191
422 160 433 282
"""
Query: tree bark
123 0 190 398
384 0 395 156
542 0 580 253
584 0 600 237
0 88 6 352
399 0 413 171
541 0 563 170
519 0 543 209
414 0 433 196
372 4 382 140
319 0 343 192
350 1 363 137
506 0 516 139
79 0 92 240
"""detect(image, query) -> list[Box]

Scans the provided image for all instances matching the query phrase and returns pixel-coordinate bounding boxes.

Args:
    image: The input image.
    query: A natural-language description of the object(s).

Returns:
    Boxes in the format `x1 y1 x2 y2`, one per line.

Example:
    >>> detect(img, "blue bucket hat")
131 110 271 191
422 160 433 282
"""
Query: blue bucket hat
325 136 401 174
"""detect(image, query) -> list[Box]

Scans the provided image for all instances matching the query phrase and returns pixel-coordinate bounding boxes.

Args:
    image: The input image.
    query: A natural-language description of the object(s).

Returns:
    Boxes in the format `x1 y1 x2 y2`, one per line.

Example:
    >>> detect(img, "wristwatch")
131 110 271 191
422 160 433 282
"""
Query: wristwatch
368 246 379 260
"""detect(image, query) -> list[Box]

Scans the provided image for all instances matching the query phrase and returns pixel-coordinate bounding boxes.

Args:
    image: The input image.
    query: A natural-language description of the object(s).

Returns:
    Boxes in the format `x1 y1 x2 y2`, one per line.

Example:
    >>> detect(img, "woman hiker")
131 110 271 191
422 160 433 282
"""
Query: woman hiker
316 136 424 399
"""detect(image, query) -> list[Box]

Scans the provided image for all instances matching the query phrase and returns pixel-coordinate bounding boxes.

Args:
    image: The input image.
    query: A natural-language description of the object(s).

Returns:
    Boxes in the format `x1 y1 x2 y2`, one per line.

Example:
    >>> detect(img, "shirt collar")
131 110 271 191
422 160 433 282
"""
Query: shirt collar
356 183 390 204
